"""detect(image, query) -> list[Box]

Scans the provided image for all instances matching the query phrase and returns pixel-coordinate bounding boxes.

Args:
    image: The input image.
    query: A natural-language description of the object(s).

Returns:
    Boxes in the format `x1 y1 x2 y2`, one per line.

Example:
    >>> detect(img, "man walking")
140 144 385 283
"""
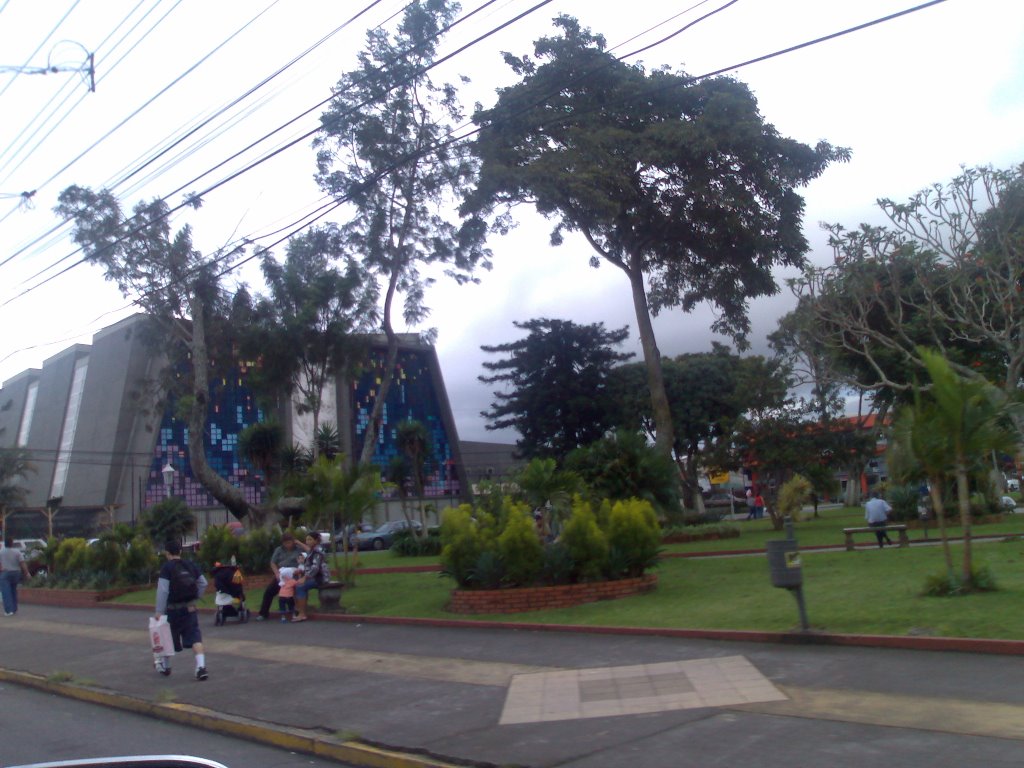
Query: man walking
865 492 894 548
154 539 209 680
1 535 31 615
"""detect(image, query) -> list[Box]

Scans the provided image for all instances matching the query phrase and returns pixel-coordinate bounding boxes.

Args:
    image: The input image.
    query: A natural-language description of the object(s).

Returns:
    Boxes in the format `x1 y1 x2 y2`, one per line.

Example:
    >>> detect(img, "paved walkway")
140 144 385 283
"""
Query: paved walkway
3 604 1024 767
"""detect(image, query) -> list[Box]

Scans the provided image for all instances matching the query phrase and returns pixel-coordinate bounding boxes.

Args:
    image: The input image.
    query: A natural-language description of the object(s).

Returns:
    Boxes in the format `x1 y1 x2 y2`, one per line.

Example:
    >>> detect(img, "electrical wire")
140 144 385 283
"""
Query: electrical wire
0 0 83 100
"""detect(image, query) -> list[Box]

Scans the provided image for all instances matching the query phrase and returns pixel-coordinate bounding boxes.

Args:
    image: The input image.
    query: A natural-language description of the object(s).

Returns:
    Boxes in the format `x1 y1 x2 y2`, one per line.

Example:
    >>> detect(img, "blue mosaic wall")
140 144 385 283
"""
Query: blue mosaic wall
144 361 266 509
353 347 460 498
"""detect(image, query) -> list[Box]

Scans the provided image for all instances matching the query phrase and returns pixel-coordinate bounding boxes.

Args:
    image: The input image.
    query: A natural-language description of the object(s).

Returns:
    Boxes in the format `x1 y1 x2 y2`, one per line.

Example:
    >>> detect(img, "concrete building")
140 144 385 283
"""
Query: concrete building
0 315 470 537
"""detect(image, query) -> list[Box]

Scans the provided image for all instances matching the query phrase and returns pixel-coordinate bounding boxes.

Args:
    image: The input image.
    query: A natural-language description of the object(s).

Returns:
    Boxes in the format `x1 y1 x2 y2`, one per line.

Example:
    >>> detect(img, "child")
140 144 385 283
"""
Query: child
278 566 301 622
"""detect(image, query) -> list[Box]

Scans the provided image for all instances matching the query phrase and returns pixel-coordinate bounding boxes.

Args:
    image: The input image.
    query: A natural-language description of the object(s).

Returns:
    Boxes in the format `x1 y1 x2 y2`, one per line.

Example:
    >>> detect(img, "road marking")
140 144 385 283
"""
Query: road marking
7 617 555 687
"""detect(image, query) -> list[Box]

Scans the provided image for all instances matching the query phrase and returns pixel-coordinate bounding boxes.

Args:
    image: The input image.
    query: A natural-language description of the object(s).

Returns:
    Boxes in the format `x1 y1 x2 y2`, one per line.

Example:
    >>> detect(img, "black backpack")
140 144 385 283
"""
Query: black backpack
168 559 199 603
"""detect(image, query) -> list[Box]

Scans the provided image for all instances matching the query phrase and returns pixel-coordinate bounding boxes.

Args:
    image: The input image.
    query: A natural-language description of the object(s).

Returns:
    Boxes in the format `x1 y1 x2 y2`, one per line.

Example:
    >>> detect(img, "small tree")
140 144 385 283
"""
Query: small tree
141 498 195 546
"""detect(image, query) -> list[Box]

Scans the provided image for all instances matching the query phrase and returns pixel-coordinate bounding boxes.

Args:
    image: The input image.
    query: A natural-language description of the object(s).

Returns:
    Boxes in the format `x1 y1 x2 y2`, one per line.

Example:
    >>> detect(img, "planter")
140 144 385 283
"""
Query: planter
19 586 138 608
447 573 658 615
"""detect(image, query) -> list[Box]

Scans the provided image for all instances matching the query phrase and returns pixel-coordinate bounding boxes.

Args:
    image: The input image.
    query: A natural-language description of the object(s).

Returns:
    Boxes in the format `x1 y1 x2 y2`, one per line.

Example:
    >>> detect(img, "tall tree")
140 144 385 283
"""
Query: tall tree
463 17 847 459
789 163 1024 430
315 0 490 467
396 419 431 539
0 448 33 539
56 187 254 520
244 225 377 459
480 318 633 461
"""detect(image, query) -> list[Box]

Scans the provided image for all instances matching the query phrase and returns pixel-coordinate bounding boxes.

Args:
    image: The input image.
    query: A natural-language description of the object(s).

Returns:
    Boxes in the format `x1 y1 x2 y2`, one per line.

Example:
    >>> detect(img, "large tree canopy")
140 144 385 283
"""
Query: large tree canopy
315 0 490 466
480 318 633 461
787 163 1024 427
463 16 848 457
55 186 253 520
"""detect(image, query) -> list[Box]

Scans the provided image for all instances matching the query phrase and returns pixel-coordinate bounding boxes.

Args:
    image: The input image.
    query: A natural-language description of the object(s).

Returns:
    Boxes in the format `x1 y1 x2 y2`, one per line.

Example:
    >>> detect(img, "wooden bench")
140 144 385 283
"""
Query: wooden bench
843 525 909 551
315 581 344 611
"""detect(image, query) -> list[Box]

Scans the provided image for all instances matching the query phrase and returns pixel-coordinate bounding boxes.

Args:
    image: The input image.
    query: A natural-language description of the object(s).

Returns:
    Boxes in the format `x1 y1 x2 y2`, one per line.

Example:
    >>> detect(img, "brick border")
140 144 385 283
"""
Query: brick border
447 574 658 614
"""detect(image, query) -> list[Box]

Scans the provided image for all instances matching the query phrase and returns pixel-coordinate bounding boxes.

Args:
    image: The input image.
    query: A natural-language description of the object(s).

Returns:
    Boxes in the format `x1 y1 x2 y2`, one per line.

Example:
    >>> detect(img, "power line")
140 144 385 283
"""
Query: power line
0 0 83 100
0 0 528 290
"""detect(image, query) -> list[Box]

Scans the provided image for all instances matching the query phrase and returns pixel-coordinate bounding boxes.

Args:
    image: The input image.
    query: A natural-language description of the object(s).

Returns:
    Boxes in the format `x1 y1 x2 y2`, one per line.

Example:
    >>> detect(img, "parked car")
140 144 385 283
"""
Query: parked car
351 519 422 551
334 523 374 550
1 538 47 576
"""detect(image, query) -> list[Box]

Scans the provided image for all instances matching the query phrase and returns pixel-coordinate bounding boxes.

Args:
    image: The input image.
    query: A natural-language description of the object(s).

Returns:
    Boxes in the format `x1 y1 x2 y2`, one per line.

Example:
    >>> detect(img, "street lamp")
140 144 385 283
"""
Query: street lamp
161 462 176 499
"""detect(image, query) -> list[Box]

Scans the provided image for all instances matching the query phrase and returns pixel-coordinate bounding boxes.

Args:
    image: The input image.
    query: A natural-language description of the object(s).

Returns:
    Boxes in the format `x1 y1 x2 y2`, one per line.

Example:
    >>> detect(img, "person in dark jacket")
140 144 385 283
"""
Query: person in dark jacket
292 534 328 622
154 539 208 680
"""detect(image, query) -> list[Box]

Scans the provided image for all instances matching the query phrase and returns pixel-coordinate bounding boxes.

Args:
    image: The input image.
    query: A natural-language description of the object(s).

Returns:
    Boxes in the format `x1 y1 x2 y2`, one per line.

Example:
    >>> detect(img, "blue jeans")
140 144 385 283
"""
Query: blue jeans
1 570 21 614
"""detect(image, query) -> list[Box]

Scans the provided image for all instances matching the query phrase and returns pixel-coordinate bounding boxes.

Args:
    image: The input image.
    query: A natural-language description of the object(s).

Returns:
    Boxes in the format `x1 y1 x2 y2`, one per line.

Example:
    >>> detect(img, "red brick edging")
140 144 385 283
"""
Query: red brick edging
447 574 658 614
19 586 138 607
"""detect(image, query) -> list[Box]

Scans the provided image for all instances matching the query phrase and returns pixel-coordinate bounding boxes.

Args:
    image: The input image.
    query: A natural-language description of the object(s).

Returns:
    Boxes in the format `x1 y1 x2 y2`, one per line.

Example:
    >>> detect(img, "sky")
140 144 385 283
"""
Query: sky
0 0 1021 444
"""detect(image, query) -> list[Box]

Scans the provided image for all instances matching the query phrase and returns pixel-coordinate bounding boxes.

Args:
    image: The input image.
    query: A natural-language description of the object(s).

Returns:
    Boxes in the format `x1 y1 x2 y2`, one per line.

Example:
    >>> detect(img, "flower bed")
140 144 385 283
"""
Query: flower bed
19 586 139 608
447 573 658 614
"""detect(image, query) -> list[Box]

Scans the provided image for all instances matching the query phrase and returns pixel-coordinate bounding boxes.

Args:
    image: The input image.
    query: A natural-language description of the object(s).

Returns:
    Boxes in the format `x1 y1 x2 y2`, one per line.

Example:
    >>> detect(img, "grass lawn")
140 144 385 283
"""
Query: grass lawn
662 506 1024 553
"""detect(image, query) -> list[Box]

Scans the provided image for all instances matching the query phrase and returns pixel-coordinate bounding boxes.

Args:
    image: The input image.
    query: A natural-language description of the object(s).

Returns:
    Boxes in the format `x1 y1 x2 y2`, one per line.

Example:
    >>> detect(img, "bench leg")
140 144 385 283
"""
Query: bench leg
845 533 854 551
898 529 909 548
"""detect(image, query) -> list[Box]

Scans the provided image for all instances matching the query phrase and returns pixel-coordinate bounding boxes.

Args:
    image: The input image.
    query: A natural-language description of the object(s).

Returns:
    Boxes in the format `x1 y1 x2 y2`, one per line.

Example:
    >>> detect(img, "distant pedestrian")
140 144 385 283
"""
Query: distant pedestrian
754 492 766 520
1 535 31 616
745 489 755 520
865 493 894 548
154 539 209 680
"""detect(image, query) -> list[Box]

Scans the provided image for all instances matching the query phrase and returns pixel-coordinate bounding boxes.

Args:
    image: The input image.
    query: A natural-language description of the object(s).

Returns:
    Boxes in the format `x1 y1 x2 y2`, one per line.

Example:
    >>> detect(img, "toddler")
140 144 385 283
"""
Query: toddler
278 566 302 622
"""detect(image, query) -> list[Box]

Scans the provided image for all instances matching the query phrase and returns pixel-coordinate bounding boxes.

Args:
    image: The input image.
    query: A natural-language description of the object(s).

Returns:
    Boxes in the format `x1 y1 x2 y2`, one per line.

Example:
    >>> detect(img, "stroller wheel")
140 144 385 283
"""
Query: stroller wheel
240 608 250 623
215 610 224 627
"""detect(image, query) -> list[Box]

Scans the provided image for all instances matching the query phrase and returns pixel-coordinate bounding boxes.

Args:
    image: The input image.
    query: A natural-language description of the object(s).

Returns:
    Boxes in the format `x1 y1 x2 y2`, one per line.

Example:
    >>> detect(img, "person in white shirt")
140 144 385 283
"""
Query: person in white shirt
864 493 894 547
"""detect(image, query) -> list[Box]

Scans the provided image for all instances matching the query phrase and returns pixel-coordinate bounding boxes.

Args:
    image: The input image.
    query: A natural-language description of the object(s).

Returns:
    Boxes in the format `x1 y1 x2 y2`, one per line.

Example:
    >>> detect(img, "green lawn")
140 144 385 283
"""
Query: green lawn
662 506 1024 553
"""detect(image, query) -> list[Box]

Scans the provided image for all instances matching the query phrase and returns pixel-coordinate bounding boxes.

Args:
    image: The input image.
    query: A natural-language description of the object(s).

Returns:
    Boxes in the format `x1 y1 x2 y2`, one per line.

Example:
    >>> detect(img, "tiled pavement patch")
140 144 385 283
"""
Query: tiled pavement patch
499 655 787 724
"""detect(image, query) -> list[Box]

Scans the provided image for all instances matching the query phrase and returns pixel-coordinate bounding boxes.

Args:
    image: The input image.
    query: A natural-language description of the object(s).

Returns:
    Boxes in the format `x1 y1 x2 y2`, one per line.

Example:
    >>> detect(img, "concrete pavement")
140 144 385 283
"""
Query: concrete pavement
3 604 1024 767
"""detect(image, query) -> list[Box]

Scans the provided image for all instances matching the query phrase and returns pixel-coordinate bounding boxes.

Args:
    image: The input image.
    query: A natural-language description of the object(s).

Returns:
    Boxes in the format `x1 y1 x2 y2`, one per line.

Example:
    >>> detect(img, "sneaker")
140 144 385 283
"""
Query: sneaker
195 667 208 681
4 612 13 617
254 615 266 621
280 616 288 622
156 658 171 677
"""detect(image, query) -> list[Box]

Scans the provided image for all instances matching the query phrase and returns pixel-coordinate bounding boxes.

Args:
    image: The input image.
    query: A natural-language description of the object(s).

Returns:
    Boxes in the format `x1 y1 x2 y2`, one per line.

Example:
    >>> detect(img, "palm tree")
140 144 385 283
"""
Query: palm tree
514 457 581 538
396 420 431 539
918 349 1019 585
0 448 34 540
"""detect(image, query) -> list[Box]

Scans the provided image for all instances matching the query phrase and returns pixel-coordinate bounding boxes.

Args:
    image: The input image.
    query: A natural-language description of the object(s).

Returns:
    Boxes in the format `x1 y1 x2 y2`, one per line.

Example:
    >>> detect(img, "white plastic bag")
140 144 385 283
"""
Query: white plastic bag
149 615 175 657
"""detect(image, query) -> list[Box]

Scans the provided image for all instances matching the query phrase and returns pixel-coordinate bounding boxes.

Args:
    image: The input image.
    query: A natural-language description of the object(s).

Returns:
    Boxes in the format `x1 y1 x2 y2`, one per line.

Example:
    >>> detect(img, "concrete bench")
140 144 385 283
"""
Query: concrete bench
316 581 344 611
843 525 909 551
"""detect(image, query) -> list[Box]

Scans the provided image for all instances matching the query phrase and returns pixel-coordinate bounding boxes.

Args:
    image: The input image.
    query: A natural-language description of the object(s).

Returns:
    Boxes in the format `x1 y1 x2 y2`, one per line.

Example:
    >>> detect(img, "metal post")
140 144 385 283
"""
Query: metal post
793 586 810 632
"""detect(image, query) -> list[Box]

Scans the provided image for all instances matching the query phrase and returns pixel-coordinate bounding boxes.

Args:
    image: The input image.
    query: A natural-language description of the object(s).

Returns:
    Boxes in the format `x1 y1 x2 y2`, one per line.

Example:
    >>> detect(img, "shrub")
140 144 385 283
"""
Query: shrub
123 535 160 584
238 527 279 574
661 522 740 542
440 506 487 588
561 500 608 581
53 538 88 575
392 528 442 557
540 542 574 585
88 539 124 576
468 550 505 590
886 484 922 522
922 564 998 596
141 497 195 545
498 507 543 586
777 474 812 520
606 499 661 578
197 525 239 571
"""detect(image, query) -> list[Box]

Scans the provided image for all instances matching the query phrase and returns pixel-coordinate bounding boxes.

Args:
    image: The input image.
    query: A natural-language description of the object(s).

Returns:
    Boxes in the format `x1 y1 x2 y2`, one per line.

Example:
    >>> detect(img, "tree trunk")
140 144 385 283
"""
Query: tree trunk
187 295 252 521
358 271 401 467
954 461 973 584
927 476 954 583
625 261 675 458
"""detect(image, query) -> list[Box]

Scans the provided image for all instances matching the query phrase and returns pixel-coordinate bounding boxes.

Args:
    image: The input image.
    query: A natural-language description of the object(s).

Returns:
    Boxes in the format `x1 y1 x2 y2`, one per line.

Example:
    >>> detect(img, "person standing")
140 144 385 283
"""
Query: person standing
256 532 307 621
865 492 894 548
753 492 766 520
744 489 755 521
1 535 31 616
154 539 209 680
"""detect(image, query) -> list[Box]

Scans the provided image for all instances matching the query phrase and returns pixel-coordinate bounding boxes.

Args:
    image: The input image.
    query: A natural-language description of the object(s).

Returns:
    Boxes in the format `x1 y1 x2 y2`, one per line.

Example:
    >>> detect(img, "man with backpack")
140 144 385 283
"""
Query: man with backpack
154 539 209 680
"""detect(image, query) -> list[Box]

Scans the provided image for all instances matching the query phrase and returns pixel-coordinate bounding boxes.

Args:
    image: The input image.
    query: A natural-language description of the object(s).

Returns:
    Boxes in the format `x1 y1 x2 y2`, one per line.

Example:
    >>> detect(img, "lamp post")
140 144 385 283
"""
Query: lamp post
161 462 176 500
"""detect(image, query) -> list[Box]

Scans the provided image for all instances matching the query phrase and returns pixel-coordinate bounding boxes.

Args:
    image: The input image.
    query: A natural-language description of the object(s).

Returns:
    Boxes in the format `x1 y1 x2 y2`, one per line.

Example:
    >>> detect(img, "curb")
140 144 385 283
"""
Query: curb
90 601 1024 656
0 667 487 768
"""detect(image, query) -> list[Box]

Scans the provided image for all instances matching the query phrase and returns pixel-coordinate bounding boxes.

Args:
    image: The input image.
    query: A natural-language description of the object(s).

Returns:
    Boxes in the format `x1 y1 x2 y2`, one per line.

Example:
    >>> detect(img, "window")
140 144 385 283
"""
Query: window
51 357 89 498
17 381 38 447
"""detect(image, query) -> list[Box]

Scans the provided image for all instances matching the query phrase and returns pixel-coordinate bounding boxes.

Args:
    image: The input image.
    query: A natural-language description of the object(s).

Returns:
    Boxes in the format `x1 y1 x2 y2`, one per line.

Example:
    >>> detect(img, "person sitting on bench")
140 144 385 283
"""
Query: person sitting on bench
864 492 894 548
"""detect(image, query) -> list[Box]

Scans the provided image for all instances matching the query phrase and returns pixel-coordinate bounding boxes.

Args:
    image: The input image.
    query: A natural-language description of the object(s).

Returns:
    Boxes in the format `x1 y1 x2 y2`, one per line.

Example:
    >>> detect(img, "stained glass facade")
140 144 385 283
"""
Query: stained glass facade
353 346 461 498
144 362 266 508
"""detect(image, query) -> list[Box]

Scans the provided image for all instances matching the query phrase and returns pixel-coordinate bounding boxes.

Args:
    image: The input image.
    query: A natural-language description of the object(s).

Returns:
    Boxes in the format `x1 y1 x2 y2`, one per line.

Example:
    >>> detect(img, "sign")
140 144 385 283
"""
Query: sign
709 471 730 485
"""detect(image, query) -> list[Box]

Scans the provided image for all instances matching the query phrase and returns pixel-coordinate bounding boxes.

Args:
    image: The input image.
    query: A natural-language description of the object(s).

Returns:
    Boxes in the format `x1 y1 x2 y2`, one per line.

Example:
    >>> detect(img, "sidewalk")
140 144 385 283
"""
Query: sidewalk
3 604 1024 767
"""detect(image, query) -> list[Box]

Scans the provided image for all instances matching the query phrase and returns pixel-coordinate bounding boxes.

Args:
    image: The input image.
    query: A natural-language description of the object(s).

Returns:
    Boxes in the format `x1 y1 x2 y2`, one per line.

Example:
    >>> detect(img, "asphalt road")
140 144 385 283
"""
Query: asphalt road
0 683 352 768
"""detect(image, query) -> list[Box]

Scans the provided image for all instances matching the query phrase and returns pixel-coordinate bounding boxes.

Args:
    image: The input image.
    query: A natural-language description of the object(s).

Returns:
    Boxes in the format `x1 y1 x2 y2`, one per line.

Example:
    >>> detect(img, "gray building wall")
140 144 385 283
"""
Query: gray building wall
0 369 38 449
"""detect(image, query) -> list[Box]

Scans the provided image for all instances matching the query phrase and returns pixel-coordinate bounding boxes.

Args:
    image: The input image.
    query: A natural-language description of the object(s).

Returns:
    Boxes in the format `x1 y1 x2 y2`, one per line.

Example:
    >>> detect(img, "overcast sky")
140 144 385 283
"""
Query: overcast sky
0 0 1021 443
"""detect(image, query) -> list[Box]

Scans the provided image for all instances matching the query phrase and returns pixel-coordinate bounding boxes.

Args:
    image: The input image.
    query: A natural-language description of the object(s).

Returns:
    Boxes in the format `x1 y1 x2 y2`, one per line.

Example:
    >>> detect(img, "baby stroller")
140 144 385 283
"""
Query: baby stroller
212 562 250 625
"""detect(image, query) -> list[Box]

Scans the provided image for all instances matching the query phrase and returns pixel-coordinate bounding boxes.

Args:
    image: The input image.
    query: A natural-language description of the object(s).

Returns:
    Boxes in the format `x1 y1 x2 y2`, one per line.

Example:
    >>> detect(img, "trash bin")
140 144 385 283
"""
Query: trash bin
766 539 802 589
